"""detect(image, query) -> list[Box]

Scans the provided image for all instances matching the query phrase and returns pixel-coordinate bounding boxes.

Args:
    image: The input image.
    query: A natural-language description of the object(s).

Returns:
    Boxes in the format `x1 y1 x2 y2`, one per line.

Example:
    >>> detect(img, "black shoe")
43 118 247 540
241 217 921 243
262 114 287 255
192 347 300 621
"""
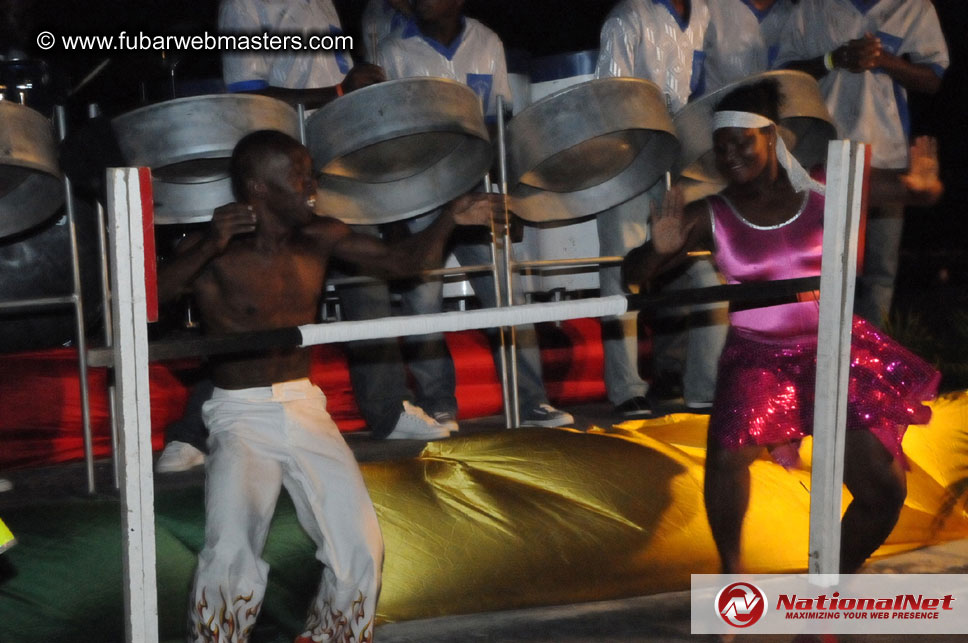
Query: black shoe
614 396 654 419
521 403 574 428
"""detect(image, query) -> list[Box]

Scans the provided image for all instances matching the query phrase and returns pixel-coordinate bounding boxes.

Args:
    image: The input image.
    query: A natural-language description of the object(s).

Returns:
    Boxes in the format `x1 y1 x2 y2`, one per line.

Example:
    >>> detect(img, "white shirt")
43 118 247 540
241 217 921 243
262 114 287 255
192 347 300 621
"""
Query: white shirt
595 0 710 112
702 0 795 94
376 17 512 118
774 0 948 168
219 0 352 91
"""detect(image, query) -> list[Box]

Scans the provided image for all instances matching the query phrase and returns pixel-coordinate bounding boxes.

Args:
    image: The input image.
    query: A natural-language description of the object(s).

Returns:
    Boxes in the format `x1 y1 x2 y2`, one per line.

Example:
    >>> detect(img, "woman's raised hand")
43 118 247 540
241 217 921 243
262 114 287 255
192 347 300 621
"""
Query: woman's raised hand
650 185 690 255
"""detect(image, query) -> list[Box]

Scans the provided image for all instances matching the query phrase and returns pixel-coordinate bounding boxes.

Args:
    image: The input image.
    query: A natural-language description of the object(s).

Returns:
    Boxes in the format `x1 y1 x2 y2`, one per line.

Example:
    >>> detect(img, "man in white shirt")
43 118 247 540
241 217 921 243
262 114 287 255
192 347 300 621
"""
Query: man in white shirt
702 0 796 94
376 0 575 431
595 0 727 417
775 0 949 326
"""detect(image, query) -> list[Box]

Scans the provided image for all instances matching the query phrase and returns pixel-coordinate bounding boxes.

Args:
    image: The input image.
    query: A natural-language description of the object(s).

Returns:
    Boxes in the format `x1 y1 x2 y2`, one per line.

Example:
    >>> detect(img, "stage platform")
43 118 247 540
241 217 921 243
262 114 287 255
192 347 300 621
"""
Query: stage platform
2 393 967 643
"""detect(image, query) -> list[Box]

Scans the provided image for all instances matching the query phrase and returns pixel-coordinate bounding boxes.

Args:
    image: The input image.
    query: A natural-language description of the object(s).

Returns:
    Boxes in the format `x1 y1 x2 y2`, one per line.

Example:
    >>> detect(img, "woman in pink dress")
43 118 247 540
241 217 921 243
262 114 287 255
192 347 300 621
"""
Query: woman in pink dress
623 80 943 574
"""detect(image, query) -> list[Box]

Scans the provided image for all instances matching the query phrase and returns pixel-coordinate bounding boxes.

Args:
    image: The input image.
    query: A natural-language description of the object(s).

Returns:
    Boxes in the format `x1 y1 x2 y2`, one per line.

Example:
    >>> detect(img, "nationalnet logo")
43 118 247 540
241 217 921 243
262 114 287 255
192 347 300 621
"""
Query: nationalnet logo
716 582 768 627
692 574 968 634
775 590 954 621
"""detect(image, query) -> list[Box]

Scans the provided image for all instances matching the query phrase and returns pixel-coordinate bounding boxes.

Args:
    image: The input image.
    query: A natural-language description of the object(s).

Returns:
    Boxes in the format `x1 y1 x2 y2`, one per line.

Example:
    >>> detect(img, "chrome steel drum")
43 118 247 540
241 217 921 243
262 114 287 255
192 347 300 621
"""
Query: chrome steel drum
150 177 235 225
0 101 63 238
307 77 493 224
113 94 300 224
674 70 837 185
506 77 679 223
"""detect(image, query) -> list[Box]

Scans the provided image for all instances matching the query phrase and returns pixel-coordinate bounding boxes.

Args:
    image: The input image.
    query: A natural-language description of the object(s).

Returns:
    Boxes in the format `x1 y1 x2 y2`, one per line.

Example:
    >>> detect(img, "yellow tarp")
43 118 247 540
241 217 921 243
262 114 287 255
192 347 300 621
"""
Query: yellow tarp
368 391 968 623
0 517 14 555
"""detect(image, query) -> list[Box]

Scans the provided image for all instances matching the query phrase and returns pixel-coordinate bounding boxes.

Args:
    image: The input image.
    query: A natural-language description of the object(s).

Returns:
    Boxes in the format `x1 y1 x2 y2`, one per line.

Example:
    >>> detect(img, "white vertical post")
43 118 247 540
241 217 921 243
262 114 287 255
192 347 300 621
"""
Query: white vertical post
808 141 867 581
107 167 159 643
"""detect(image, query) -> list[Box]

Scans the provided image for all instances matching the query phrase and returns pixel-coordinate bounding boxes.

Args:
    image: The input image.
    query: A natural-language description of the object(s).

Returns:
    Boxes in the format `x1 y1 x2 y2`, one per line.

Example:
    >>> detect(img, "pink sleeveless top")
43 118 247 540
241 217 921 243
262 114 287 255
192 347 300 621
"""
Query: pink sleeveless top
707 187 825 339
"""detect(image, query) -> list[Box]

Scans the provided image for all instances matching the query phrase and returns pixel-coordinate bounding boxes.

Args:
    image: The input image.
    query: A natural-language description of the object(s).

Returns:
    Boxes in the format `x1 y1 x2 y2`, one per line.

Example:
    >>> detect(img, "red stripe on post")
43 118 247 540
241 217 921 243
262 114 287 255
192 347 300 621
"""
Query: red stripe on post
139 167 158 323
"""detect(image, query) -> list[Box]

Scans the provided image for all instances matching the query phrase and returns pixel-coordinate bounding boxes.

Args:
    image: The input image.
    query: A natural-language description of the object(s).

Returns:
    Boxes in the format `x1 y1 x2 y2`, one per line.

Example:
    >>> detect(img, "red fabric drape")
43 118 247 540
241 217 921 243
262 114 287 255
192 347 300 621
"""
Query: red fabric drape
0 320 610 469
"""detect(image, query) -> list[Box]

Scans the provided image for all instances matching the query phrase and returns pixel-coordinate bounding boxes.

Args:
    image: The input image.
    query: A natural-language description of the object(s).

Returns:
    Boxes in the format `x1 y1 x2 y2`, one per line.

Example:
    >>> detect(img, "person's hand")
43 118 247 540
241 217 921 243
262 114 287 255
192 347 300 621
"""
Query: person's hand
446 192 505 228
900 136 943 204
832 33 882 72
649 185 690 255
207 203 257 253
341 63 386 93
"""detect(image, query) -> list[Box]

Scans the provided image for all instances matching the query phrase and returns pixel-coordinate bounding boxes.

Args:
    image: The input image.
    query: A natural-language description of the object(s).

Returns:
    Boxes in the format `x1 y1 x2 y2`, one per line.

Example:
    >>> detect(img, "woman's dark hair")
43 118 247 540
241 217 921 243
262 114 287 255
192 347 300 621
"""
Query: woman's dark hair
230 129 303 201
714 78 783 123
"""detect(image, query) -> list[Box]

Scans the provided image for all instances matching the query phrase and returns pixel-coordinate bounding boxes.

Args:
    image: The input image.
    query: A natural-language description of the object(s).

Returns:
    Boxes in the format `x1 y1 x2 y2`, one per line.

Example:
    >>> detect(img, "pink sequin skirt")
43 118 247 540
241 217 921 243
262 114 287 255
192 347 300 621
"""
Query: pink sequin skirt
708 316 940 467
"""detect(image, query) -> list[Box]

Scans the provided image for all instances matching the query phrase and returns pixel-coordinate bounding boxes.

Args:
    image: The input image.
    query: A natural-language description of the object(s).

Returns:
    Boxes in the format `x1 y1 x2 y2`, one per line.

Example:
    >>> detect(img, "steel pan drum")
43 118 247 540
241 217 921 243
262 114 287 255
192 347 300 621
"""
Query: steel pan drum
307 77 493 224
0 200 102 353
0 101 63 238
112 94 300 224
507 77 679 223
674 70 837 185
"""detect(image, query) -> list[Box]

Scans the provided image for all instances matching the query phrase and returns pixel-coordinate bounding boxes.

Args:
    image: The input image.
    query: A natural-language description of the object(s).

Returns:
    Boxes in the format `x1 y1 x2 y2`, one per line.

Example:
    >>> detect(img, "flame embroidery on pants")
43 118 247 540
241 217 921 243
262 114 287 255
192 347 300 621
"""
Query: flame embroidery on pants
300 591 373 643
191 586 262 643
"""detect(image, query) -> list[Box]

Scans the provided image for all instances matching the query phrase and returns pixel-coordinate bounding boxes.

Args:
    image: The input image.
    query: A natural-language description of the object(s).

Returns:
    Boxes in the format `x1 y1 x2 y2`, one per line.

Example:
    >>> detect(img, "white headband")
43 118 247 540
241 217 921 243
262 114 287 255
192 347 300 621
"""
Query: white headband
712 110 824 195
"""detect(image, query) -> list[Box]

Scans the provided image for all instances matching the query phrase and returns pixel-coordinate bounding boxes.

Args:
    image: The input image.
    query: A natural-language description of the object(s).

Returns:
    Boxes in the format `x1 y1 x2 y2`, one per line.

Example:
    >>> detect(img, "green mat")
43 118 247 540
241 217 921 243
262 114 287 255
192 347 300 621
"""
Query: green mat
0 487 318 643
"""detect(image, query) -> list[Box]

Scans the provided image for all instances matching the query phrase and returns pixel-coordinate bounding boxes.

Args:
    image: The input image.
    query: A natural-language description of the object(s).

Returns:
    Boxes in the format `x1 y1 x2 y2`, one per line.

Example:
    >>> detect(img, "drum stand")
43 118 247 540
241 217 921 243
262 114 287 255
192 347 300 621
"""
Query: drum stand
491 96 520 428
0 106 97 493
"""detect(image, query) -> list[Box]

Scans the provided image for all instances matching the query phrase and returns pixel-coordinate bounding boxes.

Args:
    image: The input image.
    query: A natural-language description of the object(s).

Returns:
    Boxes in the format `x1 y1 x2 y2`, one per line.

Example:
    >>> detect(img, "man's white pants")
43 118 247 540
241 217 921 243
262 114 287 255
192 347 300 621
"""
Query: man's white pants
189 379 383 643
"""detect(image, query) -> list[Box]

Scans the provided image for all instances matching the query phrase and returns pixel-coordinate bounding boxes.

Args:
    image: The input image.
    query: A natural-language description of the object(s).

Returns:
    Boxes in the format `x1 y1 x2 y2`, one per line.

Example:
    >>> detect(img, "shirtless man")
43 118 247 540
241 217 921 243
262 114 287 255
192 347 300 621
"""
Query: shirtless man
159 130 498 643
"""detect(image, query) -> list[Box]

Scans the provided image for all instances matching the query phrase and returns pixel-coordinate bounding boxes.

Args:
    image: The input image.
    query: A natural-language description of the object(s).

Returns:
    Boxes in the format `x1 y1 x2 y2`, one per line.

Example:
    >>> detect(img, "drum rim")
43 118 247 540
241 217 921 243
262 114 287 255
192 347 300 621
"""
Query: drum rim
672 69 837 179
112 92 298 123
506 76 678 194
516 75 665 114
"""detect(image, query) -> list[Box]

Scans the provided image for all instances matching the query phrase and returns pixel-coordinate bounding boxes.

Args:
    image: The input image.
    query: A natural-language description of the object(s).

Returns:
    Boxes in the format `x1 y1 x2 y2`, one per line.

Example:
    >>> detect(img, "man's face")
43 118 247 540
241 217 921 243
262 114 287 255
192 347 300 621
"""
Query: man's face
259 147 317 225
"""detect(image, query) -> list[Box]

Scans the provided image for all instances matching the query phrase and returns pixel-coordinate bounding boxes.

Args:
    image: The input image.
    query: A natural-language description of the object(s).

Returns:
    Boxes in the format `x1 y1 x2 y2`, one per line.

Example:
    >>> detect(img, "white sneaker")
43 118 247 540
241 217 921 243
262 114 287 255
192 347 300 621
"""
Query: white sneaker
386 401 450 441
0 478 12 493
521 403 574 428
156 441 206 473
432 411 460 434
685 400 713 411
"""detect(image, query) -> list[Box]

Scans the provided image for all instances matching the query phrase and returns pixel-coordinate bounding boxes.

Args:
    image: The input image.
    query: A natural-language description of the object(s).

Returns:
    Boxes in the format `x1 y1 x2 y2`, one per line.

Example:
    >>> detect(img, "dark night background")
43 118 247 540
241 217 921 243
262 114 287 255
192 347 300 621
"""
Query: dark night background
5 1 965 171
2 0 966 384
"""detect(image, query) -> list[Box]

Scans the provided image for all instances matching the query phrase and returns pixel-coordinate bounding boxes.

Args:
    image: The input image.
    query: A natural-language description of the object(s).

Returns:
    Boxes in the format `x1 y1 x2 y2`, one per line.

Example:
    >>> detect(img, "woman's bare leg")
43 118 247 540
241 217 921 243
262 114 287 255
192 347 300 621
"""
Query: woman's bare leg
840 430 907 573
704 438 764 574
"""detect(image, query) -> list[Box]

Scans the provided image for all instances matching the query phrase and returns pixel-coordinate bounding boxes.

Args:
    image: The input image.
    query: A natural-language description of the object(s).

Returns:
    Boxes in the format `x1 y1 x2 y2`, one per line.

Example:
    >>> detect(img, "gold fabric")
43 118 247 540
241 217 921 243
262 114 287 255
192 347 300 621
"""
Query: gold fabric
0 517 13 554
368 391 968 623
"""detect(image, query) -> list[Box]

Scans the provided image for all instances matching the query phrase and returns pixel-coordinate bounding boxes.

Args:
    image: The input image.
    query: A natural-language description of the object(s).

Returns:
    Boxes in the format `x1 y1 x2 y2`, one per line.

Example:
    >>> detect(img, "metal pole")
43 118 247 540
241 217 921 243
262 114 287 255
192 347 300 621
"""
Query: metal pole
484 172 513 429
297 103 307 145
89 102 122 490
496 95 520 427
96 200 121 489
0 295 75 311
55 105 96 494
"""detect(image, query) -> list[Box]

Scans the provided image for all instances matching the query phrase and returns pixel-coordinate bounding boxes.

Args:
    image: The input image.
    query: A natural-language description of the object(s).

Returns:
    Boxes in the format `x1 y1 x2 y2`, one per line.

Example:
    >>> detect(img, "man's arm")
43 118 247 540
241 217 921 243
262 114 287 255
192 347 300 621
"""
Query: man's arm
157 204 257 304
873 45 943 94
595 9 641 79
244 64 386 109
784 33 943 94
325 193 502 279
